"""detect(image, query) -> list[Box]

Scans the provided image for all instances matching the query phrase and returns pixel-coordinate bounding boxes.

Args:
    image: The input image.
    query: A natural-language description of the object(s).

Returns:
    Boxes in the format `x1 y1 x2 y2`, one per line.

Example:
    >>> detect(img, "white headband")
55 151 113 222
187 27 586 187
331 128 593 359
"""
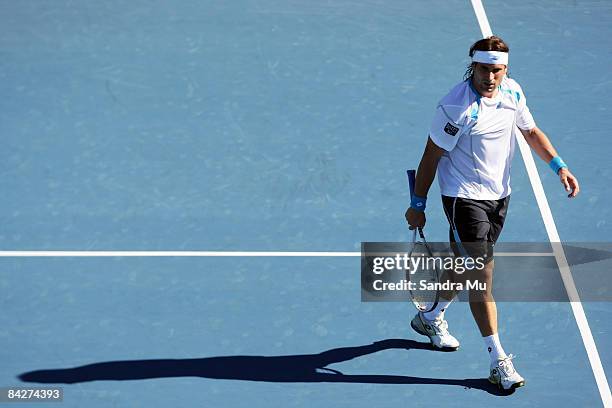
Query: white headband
472 50 508 65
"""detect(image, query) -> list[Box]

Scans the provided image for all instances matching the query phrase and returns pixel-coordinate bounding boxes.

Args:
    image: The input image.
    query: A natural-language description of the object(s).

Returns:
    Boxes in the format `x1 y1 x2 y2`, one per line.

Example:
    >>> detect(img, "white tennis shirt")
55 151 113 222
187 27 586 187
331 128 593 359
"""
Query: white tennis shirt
429 76 536 200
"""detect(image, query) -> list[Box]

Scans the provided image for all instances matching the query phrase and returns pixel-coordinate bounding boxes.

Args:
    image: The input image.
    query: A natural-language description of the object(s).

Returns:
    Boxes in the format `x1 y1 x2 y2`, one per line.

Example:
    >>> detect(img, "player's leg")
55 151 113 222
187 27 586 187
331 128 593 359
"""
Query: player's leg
482 292 524 390
468 258 497 337
482 196 524 390
449 196 524 389
440 196 492 315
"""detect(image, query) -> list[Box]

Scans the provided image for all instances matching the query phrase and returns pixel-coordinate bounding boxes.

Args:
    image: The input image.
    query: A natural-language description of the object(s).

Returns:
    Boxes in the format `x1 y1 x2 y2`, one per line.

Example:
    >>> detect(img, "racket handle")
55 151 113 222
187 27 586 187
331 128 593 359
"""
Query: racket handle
412 227 425 241
417 227 425 240
407 169 426 235
407 169 416 199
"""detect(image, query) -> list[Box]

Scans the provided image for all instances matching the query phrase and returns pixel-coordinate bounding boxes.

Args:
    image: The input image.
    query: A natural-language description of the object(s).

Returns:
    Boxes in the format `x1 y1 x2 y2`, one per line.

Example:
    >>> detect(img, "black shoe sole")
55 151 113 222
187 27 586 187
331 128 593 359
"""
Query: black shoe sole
489 378 525 390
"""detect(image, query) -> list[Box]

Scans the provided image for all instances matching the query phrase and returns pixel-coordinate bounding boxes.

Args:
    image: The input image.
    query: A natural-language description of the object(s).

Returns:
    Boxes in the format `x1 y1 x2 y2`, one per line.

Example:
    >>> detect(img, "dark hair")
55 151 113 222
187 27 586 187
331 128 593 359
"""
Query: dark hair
463 36 510 80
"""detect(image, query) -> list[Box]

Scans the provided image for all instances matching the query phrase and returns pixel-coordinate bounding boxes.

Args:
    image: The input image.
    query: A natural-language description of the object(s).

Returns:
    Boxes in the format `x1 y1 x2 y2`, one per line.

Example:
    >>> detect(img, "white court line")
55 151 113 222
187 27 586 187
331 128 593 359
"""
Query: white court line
470 0 493 37
469 1 612 406
0 251 553 257
0 251 357 257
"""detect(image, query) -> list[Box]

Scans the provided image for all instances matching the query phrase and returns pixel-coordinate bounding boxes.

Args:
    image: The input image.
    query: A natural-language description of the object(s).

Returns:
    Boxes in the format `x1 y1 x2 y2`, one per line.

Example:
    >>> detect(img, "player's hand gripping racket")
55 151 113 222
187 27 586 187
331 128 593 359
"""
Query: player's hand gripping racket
406 169 441 312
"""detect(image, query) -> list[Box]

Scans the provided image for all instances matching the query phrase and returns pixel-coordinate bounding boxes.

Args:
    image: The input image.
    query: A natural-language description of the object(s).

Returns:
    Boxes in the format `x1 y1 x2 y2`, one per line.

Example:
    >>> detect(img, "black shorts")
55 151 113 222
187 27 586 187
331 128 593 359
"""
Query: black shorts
441 195 510 260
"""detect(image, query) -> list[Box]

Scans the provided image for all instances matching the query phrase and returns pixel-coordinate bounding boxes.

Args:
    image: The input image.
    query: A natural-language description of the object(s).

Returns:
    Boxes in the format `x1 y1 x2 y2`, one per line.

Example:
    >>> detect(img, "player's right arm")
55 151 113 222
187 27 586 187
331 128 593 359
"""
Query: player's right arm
405 137 446 229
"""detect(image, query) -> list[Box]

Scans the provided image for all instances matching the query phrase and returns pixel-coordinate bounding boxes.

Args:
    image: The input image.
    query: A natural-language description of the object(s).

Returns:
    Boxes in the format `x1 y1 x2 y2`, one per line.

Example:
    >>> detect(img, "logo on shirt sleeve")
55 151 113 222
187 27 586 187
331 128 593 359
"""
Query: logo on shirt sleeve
444 122 459 136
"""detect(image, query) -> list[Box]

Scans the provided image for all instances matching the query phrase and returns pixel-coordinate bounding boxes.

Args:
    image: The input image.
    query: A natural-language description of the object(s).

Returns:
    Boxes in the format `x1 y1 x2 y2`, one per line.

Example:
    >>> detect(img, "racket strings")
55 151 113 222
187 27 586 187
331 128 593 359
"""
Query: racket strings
408 242 441 310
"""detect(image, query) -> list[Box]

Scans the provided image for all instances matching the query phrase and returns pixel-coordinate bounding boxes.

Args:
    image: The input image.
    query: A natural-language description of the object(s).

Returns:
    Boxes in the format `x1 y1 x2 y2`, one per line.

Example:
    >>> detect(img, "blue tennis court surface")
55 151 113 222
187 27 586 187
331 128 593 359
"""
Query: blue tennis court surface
1 0 611 406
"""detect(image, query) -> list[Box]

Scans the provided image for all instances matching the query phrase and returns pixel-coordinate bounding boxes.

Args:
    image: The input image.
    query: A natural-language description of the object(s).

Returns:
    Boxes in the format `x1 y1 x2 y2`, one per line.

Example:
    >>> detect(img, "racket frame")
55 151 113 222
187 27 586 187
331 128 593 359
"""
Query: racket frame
406 169 441 312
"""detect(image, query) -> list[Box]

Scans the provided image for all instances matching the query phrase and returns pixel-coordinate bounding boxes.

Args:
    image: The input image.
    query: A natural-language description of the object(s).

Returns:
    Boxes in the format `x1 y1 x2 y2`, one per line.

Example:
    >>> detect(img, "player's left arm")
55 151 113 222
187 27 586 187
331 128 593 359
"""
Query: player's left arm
519 126 580 198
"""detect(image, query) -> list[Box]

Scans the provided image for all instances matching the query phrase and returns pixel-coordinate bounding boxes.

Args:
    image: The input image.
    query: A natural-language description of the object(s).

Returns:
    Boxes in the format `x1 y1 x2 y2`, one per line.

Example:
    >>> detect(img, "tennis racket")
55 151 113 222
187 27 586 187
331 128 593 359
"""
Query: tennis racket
406 169 441 312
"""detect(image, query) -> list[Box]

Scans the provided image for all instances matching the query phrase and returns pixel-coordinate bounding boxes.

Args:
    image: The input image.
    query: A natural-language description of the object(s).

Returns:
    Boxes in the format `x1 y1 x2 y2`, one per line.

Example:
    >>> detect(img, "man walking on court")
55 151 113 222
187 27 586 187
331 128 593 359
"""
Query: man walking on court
405 36 579 390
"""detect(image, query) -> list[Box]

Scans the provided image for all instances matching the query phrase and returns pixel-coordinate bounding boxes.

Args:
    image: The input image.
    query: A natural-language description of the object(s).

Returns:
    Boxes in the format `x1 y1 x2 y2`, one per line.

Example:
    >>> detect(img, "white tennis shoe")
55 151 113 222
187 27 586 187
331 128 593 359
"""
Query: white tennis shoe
410 312 460 351
488 355 525 390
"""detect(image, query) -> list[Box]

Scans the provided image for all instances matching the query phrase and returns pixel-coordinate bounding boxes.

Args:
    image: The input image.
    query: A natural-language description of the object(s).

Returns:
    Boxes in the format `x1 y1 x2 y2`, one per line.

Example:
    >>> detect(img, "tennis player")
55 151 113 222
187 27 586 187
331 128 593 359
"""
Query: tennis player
405 36 579 390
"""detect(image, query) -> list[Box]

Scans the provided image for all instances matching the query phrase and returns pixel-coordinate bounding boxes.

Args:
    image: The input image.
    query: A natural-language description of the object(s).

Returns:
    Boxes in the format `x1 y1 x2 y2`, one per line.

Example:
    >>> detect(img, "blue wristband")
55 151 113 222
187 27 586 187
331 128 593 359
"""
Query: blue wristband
549 156 568 175
410 195 427 212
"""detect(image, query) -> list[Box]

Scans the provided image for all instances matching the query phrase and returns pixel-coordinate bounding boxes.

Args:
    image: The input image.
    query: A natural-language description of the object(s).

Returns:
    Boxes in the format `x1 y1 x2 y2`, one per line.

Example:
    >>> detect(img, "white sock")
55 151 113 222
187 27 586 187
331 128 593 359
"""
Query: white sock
422 299 453 321
484 333 508 362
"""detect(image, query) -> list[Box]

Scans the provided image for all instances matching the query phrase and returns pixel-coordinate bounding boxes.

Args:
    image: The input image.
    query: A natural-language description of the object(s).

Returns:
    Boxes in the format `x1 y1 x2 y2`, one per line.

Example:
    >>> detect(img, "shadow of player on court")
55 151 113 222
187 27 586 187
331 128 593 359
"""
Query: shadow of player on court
18 339 514 396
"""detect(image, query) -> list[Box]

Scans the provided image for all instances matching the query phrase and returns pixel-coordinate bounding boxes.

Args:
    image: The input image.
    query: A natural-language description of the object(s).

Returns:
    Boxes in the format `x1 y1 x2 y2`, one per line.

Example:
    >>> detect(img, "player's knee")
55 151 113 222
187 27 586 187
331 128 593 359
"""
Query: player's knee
468 289 493 302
